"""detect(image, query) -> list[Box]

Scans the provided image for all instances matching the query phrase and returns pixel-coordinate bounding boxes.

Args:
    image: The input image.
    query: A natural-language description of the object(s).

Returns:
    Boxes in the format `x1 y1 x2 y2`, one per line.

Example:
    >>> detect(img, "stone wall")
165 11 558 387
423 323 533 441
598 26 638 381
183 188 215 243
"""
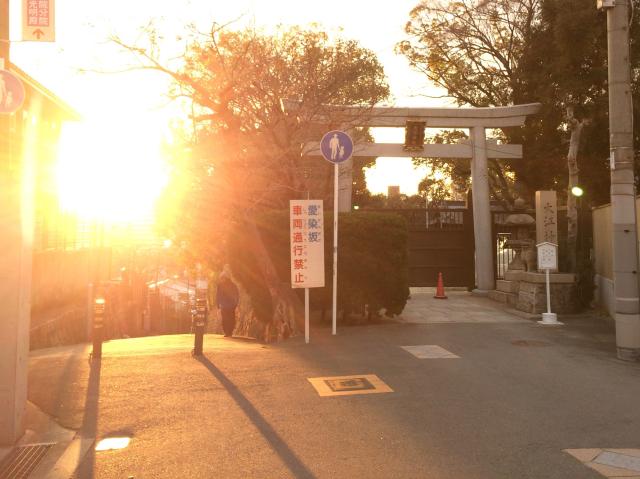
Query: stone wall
32 248 112 313
504 271 579 314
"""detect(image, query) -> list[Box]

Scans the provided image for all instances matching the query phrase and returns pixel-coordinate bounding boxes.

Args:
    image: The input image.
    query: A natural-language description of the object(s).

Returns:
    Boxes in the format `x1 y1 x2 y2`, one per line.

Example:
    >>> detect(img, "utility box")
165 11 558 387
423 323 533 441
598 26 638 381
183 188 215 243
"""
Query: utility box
597 0 615 9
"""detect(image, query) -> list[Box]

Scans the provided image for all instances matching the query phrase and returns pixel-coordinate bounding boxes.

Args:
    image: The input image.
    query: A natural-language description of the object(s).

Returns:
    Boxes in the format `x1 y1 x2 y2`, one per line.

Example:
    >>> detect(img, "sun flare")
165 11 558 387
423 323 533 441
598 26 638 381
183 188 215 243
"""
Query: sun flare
56 118 169 225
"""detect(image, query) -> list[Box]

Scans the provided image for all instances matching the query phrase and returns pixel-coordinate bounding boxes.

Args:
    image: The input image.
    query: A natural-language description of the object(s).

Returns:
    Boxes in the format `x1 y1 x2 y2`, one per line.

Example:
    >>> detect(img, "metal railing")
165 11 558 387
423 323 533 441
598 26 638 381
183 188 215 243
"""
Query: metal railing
496 232 515 280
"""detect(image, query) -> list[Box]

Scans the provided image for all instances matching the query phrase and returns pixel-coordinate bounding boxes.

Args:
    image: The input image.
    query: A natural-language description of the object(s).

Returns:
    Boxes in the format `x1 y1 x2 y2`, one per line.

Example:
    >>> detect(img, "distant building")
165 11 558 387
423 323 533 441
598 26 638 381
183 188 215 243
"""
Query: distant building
388 185 400 197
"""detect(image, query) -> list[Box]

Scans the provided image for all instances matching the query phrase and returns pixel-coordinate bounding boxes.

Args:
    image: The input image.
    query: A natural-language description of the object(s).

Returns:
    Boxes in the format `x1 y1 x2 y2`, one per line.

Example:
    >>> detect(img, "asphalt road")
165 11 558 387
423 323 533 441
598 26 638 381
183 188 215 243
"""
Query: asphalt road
27 305 640 478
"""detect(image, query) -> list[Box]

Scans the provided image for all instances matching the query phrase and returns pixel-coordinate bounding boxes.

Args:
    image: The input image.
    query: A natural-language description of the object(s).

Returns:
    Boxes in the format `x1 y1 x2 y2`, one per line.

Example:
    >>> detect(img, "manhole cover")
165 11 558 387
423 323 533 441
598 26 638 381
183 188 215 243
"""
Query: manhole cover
325 377 375 392
511 339 550 347
0 443 54 479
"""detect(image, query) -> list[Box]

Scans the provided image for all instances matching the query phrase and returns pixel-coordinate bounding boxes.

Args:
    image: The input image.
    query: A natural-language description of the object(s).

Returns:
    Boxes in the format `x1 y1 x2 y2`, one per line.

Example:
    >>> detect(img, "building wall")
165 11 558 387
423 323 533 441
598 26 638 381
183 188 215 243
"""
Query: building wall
591 198 640 316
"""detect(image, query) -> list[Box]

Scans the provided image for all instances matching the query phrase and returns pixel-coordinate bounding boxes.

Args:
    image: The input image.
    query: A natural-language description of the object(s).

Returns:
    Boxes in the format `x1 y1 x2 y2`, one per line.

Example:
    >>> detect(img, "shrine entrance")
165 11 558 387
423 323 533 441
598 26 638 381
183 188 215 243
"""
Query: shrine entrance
284 101 541 293
385 208 475 288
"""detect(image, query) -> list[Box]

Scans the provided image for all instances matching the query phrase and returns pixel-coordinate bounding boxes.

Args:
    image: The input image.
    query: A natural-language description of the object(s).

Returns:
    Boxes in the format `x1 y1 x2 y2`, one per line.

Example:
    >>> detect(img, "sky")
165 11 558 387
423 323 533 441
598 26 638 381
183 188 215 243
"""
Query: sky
10 0 446 203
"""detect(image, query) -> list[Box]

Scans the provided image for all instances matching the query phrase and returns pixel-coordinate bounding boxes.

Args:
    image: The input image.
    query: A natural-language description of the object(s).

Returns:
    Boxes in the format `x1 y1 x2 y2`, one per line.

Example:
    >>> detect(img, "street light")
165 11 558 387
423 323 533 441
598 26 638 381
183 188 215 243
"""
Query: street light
571 186 584 197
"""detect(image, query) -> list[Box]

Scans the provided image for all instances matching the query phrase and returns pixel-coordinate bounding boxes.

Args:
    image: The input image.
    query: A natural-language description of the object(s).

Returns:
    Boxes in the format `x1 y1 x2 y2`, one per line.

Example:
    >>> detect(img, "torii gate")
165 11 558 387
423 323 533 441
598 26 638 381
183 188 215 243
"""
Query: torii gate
284 102 541 294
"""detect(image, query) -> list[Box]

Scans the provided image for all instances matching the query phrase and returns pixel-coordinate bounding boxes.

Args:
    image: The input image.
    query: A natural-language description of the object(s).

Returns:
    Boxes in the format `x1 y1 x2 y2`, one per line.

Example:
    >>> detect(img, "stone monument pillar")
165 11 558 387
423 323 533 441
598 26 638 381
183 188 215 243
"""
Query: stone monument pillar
535 191 558 245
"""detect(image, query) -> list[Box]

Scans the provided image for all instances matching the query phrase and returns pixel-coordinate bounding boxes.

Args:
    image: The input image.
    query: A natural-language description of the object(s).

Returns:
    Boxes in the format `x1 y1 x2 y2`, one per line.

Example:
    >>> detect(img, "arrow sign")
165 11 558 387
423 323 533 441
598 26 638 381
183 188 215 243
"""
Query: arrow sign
22 0 56 42
0 70 26 114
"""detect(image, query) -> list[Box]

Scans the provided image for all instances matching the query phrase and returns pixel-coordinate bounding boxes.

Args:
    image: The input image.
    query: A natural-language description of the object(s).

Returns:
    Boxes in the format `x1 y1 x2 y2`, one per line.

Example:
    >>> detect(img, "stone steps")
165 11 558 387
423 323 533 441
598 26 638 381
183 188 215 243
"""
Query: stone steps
496 279 518 294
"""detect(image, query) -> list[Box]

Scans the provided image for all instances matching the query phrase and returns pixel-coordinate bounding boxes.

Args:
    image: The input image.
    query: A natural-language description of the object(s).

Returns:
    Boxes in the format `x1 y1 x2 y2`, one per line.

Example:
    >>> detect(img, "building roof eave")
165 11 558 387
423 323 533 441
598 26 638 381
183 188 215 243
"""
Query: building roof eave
9 63 81 121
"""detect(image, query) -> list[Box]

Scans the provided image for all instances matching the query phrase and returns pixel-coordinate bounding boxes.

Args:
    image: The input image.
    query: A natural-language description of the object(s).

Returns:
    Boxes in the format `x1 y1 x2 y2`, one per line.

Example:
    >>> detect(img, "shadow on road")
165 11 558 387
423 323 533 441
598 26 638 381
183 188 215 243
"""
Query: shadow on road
73 358 102 479
196 355 316 479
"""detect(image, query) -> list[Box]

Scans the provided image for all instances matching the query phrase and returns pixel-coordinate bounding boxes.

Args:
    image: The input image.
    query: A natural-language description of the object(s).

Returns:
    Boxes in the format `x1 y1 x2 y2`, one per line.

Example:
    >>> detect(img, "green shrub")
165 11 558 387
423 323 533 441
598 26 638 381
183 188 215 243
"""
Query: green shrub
232 209 410 324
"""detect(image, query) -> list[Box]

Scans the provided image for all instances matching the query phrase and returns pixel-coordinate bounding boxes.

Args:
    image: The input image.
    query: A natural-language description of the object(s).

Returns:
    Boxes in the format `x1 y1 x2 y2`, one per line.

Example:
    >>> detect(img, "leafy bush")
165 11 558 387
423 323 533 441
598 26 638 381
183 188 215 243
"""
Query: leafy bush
232 209 410 324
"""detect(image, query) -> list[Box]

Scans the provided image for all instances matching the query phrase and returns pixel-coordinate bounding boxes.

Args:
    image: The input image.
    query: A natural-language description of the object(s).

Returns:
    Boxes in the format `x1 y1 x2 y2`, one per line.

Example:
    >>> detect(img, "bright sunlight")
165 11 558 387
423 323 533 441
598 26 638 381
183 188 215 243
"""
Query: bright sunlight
56 118 169 224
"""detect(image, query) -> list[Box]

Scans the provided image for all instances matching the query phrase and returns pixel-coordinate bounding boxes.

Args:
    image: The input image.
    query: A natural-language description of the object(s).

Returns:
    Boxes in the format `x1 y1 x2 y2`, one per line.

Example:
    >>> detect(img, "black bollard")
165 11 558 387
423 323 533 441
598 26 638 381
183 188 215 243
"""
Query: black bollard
93 297 106 360
192 298 207 356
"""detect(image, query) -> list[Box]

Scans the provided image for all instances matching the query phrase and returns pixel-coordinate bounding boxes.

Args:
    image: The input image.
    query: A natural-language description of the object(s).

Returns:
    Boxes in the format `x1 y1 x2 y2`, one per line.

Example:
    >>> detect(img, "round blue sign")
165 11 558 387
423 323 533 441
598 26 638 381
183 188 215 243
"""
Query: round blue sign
320 130 354 164
0 70 26 114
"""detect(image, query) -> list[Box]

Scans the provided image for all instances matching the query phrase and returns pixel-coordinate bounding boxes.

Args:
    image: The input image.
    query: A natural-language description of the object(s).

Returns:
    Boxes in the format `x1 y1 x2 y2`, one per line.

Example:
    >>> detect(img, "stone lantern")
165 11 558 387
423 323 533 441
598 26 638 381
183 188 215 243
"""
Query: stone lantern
504 198 536 271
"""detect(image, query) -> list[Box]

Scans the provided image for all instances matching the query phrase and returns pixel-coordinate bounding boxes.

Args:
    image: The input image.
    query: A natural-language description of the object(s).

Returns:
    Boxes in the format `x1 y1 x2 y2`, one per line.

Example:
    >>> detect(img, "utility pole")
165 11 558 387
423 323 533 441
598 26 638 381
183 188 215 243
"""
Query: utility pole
0 0 8 65
601 0 640 360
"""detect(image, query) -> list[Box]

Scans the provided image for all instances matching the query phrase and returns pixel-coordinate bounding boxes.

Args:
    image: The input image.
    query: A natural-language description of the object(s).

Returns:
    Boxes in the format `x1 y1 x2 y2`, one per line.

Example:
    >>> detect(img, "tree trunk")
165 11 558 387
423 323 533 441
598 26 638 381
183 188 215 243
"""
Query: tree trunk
237 218 304 342
566 108 586 273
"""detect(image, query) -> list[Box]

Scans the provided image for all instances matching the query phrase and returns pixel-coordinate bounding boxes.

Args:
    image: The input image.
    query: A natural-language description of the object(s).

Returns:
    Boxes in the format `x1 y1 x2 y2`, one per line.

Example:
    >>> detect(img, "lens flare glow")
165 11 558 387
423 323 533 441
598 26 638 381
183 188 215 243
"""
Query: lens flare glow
56 119 169 224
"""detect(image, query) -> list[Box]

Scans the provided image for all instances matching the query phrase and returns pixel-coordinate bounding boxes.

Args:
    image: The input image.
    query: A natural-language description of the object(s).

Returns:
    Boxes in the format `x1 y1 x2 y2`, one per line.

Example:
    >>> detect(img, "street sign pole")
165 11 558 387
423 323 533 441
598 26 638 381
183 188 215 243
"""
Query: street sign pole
319 130 353 337
290 199 325 343
332 162 338 335
305 287 310 343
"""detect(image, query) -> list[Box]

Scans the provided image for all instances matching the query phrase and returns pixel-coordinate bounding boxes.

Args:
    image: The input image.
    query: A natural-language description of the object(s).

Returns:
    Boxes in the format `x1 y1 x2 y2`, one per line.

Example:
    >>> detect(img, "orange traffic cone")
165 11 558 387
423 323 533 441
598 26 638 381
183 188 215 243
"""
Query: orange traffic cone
434 272 447 299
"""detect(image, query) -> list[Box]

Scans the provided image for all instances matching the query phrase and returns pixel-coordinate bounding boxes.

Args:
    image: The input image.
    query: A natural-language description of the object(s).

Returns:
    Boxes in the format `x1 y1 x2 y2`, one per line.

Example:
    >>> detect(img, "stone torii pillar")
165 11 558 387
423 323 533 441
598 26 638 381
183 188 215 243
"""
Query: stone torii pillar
470 125 493 293
285 101 541 293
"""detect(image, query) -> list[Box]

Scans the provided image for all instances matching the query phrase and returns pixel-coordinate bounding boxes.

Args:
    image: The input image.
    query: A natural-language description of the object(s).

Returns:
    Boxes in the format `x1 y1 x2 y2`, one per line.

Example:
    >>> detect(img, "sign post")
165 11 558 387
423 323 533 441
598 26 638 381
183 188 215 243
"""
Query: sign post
319 130 353 336
290 199 325 343
536 242 563 326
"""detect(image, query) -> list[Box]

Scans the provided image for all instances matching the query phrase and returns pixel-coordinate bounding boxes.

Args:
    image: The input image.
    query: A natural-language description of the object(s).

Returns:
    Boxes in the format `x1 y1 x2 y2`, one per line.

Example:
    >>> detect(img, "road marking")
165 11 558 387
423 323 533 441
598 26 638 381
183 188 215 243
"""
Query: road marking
307 374 393 397
401 345 460 359
564 448 640 477
595 451 640 472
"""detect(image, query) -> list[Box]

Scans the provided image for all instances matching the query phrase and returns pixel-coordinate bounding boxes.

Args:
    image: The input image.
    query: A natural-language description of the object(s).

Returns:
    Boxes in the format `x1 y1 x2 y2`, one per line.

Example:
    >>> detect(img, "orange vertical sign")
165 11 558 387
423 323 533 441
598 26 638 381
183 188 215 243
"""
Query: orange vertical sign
22 0 55 42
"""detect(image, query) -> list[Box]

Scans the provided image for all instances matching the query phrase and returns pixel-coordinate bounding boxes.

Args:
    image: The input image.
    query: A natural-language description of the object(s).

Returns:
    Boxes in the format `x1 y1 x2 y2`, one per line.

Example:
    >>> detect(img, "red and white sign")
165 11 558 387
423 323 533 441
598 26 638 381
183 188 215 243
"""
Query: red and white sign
290 200 325 289
0 70 26 114
22 0 55 42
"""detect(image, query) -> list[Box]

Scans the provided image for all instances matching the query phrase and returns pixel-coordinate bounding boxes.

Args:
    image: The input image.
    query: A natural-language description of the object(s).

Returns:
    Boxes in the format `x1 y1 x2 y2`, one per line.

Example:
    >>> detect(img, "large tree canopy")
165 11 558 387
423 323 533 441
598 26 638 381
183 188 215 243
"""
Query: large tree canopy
115 24 390 339
398 0 640 207
117 25 390 257
397 0 540 108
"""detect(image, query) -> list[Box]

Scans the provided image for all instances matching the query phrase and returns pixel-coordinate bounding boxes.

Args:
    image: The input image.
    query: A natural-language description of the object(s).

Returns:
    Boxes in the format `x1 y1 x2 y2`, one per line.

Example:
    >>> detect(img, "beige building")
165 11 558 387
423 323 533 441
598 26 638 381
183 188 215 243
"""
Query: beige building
0 63 79 445
592 197 640 318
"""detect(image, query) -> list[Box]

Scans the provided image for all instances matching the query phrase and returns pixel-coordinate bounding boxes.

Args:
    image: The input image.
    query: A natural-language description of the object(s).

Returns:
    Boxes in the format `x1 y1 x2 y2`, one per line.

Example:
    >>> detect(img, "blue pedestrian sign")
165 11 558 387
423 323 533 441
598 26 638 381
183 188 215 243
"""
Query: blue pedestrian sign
320 130 353 164
0 70 25 114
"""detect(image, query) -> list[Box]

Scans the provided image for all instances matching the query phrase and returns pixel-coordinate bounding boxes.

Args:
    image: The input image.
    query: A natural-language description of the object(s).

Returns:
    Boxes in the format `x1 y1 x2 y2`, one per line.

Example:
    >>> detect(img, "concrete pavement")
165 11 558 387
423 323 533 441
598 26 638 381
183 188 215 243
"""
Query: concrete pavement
8 290 640 478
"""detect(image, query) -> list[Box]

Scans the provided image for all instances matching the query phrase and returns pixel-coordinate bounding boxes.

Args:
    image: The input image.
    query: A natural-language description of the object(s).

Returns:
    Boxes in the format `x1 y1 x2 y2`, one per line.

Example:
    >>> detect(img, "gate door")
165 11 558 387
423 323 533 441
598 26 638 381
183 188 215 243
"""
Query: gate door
390 209 475 288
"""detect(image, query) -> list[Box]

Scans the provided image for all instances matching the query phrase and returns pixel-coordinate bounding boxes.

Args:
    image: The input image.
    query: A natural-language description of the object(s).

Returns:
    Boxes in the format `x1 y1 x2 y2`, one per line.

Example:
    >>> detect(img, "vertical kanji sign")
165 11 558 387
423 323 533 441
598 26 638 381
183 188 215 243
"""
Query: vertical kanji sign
22 0 55 42
290 200 325 288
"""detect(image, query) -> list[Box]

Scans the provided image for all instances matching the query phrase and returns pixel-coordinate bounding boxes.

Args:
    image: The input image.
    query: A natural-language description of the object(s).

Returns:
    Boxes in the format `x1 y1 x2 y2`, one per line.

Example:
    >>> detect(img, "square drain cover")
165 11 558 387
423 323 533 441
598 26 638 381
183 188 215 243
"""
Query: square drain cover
325 377 375 392
0 443 54 479
308 374 393 397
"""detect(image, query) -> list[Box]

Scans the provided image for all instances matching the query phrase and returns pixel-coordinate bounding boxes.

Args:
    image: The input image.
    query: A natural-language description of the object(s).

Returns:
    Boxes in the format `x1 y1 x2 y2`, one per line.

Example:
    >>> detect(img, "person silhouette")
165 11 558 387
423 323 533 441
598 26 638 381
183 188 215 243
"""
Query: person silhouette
329 133 340 160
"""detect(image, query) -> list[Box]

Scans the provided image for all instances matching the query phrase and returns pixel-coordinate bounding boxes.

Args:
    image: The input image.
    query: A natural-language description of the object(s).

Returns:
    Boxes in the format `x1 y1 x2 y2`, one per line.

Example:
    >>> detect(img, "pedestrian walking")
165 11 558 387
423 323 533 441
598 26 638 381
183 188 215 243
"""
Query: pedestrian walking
216 272 239 337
